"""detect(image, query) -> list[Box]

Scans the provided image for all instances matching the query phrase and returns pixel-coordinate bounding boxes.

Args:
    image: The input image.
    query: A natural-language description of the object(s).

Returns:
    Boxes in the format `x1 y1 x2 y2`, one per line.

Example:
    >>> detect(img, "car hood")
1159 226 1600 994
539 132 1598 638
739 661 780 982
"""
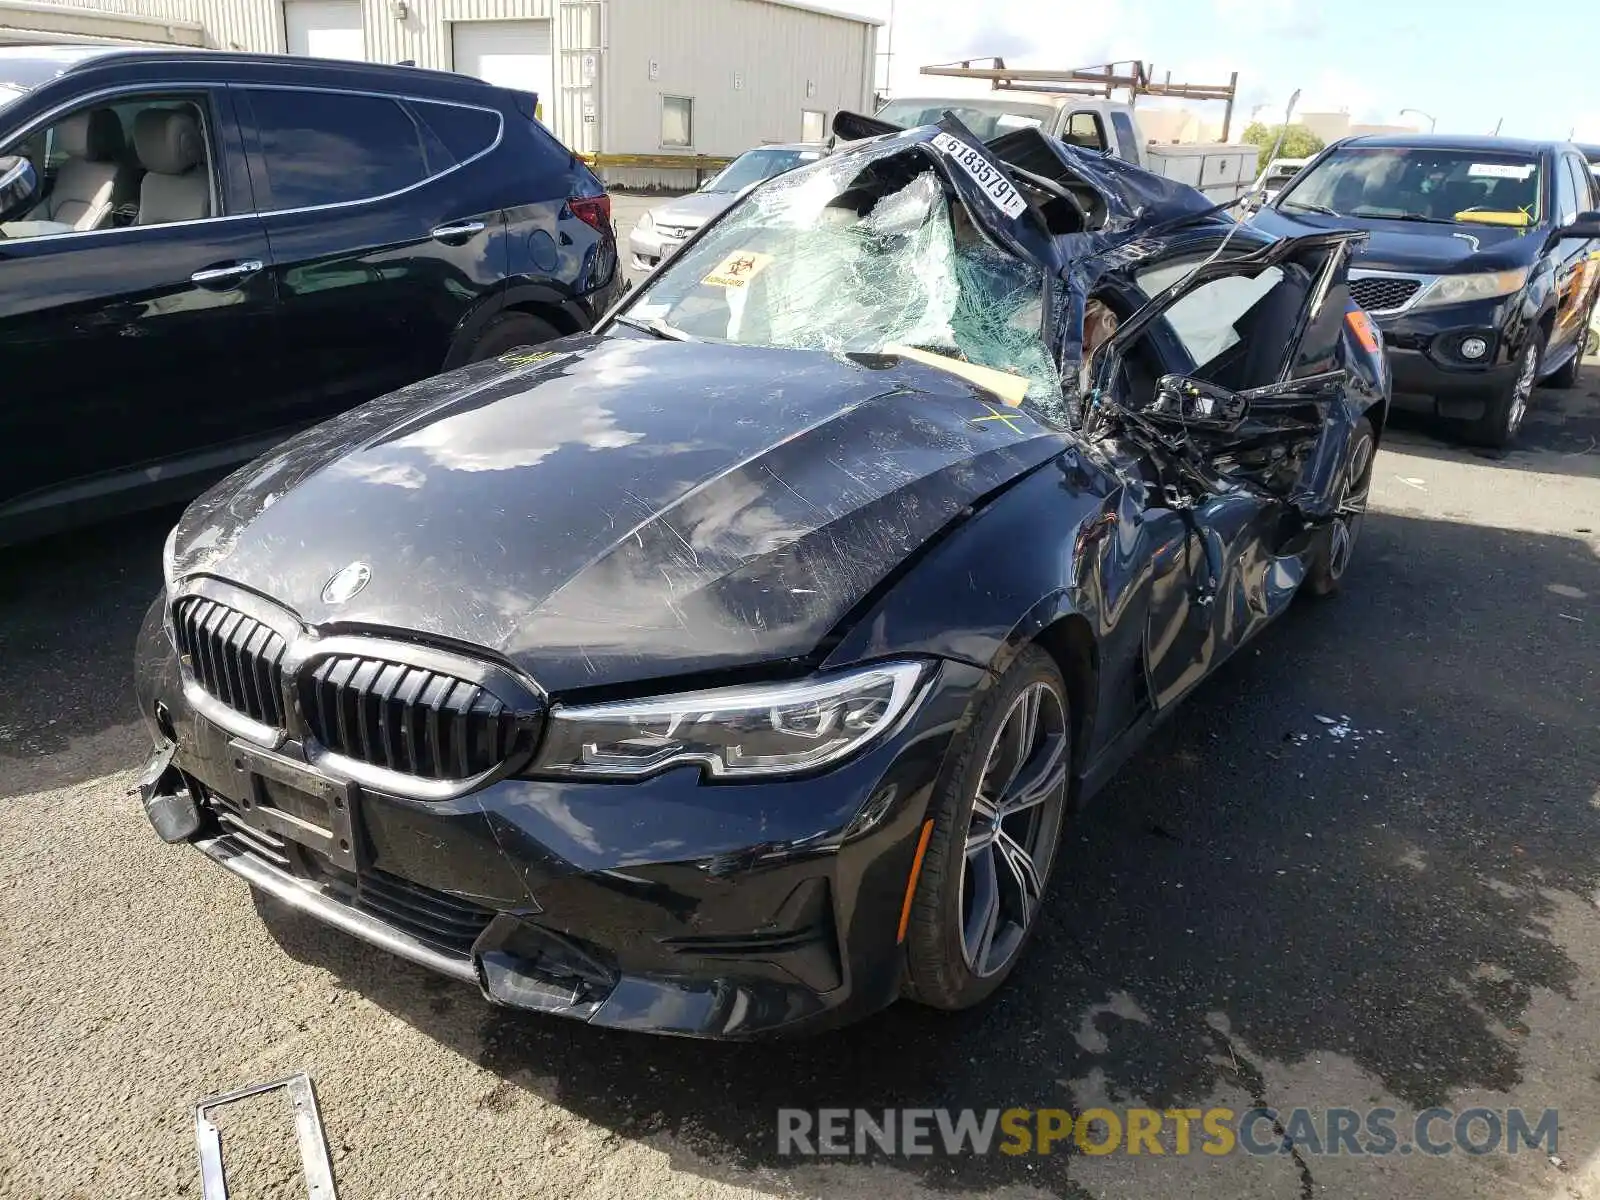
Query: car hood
1252 207 1542 273
170 335 1066 692
648 191 738 228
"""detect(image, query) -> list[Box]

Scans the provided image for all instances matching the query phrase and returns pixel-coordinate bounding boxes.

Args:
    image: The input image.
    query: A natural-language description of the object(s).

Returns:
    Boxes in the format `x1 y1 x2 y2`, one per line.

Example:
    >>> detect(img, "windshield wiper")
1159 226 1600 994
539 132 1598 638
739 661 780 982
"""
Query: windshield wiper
613 314 694 341
1361 212 1458 225
1281 200 1340 217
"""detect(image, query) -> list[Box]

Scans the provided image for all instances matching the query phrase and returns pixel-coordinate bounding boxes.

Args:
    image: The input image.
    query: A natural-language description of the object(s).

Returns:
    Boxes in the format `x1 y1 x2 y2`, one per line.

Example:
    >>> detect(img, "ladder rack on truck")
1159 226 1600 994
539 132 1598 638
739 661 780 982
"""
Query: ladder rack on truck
875 59 1258 204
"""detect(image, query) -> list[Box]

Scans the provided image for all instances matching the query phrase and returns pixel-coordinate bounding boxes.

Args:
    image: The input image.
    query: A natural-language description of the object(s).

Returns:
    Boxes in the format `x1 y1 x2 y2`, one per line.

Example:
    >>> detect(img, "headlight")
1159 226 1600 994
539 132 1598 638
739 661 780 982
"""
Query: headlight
1412 267 1529 310
161 522 180 593
534 660 930 780
636 209 654 231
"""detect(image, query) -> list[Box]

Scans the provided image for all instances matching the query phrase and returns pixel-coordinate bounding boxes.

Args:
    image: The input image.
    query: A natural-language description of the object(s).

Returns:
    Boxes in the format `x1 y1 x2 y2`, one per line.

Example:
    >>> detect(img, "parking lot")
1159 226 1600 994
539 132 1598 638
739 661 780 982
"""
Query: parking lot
2 344 1597 1199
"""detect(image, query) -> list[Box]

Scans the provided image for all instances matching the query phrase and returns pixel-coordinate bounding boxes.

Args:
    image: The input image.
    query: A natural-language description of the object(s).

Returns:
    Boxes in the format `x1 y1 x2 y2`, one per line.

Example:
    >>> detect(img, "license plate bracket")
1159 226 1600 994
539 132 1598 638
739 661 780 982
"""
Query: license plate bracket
226 739 360 872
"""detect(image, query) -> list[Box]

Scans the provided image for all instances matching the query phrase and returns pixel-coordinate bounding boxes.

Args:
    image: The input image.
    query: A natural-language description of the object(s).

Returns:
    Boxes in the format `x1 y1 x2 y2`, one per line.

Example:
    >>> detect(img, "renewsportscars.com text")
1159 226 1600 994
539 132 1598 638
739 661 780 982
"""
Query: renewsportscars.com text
776 1106 1559 1158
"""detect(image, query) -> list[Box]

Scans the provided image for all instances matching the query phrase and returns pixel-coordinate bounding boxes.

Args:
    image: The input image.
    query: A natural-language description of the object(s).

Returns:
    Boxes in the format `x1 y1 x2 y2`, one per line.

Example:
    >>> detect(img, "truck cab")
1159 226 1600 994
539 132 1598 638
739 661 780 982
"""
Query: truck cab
873 93 1145 162
868 93 1258 204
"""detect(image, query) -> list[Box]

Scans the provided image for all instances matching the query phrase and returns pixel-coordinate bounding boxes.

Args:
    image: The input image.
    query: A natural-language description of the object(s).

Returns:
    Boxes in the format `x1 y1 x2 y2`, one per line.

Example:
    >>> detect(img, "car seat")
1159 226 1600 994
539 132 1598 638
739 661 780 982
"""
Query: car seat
133 108 210 225
26 107 124 231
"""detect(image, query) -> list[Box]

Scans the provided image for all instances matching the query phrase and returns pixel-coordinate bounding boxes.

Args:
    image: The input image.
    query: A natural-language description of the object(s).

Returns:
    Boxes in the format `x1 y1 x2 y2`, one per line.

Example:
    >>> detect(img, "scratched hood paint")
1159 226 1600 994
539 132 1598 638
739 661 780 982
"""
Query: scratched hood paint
171 335 1065 691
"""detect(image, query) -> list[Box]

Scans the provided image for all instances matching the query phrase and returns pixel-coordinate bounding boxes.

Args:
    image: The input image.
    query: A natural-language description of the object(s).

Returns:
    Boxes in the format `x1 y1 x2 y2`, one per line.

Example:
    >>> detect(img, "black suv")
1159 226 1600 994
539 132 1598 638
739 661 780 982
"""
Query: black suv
0 45 620 544
1252 135 1600 446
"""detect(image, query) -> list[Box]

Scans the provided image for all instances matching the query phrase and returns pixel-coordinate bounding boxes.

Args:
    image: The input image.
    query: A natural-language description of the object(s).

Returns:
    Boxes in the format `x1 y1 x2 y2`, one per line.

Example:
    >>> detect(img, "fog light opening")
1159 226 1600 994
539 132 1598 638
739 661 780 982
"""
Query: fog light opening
153 700 176 743
1459 336 1490 361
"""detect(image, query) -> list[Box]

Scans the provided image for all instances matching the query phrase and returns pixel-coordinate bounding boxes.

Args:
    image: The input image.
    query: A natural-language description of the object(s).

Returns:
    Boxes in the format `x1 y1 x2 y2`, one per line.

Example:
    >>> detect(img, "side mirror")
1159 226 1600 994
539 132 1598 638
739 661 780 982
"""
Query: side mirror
1548 210 1600 249
0 154 40 222
1147 374 1250 433
1240 192 1264 213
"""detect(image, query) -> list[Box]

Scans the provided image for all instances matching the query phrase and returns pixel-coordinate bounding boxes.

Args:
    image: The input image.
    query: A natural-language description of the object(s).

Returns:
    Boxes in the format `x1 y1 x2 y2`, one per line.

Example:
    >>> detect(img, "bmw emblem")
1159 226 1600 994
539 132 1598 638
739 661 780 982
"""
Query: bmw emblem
322 561 372 604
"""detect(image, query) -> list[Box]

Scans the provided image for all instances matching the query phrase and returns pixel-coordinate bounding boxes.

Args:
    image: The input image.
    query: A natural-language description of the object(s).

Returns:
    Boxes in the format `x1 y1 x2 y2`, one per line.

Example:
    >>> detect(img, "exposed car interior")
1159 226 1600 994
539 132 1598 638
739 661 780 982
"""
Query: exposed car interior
0 96 215 238
20 106 122 230
131 107 211 225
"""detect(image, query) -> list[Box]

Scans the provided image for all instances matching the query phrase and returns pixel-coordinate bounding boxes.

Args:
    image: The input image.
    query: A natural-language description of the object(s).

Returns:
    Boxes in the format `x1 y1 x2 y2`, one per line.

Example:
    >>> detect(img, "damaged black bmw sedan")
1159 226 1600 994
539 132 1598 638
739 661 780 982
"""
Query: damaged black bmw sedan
135 114 1389 1037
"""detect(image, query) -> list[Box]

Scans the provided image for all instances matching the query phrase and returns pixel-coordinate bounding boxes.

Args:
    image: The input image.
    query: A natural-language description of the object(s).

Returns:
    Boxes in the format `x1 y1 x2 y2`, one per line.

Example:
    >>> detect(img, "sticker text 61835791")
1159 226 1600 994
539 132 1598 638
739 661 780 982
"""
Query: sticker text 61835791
929 132 1028 219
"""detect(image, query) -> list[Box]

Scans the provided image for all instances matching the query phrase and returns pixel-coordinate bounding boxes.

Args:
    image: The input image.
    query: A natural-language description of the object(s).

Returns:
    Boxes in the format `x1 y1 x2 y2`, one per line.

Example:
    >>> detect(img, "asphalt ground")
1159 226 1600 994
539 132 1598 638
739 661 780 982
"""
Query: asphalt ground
2 353 1598 1200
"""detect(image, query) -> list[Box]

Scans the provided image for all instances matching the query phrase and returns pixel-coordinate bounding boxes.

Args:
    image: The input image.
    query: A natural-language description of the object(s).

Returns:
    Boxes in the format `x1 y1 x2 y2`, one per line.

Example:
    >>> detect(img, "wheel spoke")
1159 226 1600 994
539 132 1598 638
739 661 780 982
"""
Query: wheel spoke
962 845 1001 972
1000 733 1068 815
967 793 999 853
999 687 1041 796
995 829 1043 916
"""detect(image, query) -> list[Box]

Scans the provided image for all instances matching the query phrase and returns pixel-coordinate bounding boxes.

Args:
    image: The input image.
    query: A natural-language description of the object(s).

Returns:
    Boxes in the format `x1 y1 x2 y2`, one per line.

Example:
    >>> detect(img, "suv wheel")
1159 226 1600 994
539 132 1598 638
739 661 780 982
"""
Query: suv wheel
1465 333 1541 449
1546 326 1586 389
465 312 561 364
1306 416 1375 597
902 646 1071 1010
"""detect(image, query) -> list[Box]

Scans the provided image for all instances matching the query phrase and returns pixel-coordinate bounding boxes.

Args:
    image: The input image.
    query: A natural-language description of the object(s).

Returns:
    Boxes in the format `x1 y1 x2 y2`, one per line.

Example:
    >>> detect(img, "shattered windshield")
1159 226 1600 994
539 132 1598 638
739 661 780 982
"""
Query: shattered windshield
619 150 1062 409
1281 146 1543 226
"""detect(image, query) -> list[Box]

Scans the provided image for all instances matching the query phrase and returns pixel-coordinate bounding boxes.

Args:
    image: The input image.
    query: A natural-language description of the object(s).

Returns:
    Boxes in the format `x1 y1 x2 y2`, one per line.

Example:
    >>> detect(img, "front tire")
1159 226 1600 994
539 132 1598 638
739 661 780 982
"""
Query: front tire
463 311 561 364
1464 334 1540 448
903 646 1071 1011
1306 415 1375 597
1546 343 1583 390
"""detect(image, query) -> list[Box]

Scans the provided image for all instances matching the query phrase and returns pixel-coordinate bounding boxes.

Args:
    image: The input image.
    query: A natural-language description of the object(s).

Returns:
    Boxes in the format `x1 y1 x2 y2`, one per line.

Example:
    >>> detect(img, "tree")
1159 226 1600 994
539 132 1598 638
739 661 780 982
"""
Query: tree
1241 122 1326 164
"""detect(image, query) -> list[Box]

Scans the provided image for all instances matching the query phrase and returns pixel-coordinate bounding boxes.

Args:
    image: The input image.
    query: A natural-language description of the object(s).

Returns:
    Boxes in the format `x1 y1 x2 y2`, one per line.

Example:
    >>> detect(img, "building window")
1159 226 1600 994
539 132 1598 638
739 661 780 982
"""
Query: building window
661 95 693 148
801 108 826 143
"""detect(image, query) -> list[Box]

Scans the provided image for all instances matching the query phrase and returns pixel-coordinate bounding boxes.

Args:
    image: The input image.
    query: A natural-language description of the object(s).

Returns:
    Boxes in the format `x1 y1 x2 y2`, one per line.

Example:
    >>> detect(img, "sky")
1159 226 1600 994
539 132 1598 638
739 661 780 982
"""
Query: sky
840 0 1600 144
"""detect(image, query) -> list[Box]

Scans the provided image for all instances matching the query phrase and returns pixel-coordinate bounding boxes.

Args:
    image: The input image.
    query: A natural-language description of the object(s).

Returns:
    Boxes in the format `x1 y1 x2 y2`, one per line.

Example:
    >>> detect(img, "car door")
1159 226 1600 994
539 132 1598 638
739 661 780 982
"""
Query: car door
232 83 505 425
1547 154 1593 352
1558 155 1600 341
0 86 279 531
1090 231 1367 708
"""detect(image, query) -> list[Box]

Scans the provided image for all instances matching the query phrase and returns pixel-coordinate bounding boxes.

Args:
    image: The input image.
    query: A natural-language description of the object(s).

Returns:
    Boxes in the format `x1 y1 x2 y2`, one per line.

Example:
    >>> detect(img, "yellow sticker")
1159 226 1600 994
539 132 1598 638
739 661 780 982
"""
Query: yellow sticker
702 250 773 289
499 349 558 366
1453 210 1532 228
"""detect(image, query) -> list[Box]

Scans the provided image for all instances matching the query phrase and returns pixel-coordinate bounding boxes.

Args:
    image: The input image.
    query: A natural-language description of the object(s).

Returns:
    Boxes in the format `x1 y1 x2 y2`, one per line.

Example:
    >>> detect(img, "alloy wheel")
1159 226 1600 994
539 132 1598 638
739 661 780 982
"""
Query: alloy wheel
1327 428 1375 581
1507 341 1538 436
958 681 1069 978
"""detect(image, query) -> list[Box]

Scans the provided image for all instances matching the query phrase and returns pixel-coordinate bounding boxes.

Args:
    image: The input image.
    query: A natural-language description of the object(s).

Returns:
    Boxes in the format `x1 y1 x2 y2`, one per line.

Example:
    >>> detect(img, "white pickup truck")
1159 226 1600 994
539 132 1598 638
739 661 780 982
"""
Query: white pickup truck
868 94 1260 204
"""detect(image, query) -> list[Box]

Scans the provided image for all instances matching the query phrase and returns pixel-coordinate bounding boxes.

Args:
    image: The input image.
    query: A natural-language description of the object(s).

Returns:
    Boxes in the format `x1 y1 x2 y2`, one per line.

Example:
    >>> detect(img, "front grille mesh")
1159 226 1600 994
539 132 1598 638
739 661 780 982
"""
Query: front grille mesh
210 790 291 870
354 871 496 955
1350 276 1423 313
301 656 516 781
206 786 495 957
173 597 289 727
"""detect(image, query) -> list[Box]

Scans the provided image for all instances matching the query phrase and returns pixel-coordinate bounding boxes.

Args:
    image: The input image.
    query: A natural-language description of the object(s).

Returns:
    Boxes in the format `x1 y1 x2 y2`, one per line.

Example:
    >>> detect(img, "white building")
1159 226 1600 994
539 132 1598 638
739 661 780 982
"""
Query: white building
0 0 881 183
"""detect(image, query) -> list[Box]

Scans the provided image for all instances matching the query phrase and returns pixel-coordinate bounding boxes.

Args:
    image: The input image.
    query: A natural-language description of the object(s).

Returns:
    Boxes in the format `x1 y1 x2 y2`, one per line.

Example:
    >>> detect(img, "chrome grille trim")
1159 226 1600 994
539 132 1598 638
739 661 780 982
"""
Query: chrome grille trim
168 583 546 799
299 653 517 783
1348 269 1436 315
173 596 290 727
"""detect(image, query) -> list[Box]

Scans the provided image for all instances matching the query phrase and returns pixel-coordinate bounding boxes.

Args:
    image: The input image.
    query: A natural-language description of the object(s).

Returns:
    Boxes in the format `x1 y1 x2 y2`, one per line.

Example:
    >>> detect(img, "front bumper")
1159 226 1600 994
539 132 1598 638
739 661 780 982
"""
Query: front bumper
627 224 697 272
1373 296 1526 420
134 595 985 1038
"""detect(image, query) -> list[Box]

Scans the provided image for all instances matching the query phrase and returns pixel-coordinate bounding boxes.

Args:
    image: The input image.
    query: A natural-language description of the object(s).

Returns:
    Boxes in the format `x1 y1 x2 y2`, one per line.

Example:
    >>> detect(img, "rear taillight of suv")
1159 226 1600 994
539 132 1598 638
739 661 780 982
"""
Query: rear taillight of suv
569 195 612 234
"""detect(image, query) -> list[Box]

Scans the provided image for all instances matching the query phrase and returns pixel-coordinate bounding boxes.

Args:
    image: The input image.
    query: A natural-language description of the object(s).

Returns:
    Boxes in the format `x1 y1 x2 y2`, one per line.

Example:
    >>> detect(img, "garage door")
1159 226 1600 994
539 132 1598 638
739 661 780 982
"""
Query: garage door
452 20 553 124
284 0 365 60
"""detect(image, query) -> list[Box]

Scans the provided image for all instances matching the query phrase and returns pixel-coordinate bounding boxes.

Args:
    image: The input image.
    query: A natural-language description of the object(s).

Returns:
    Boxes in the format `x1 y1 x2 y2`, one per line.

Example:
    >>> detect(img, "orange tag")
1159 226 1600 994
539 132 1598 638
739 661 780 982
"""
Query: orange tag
1346 308 1381 354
